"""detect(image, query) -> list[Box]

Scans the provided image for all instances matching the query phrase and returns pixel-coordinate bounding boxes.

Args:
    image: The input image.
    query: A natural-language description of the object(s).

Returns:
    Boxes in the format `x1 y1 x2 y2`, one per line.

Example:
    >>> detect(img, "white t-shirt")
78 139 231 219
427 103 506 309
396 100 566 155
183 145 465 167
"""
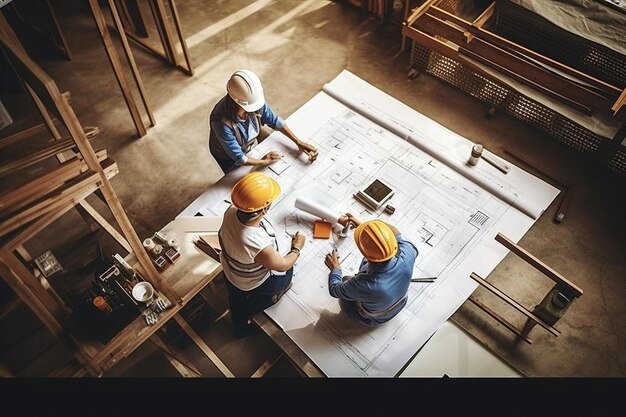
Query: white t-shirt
218 206 279 291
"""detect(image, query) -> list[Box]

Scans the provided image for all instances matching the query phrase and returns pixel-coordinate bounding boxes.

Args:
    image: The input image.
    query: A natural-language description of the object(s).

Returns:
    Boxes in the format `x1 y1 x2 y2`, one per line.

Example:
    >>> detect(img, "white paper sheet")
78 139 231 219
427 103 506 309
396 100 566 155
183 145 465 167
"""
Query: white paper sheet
180 70 559 377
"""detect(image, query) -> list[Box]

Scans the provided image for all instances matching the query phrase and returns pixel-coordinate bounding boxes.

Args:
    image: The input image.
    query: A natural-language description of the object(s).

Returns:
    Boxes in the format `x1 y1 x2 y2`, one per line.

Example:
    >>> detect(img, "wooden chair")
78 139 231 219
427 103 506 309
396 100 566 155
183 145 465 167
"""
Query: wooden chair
468 233 583 344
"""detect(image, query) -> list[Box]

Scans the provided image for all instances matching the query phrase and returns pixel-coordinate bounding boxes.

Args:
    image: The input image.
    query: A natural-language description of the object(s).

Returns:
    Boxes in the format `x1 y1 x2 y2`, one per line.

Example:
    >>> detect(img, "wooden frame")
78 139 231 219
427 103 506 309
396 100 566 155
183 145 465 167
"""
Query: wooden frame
402 0 626 174
468 233 583 344
114 0 194 76
0 15 183 375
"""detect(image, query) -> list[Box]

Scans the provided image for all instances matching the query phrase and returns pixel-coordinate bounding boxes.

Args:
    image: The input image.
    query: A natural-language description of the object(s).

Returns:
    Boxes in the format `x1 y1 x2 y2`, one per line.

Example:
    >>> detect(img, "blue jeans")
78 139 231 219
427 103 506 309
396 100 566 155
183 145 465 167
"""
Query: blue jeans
225 268 293 331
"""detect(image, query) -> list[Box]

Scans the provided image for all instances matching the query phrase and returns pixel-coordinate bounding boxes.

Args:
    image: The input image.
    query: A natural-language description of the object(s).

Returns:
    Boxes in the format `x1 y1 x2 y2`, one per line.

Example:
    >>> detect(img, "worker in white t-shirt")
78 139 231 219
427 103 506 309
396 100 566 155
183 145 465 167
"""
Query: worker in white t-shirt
218 172 306 338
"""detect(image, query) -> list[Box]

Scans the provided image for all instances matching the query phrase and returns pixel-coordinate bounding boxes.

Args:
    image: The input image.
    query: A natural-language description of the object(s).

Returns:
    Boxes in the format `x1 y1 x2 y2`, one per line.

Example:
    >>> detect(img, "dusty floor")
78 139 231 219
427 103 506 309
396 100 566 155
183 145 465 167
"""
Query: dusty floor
1 0 625 379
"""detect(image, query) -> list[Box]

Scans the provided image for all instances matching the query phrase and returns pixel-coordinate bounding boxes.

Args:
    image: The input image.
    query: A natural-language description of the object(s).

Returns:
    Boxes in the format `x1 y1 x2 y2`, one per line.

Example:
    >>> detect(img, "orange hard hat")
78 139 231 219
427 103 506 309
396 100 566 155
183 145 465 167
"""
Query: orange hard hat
353 220 398 262
231 172 281 212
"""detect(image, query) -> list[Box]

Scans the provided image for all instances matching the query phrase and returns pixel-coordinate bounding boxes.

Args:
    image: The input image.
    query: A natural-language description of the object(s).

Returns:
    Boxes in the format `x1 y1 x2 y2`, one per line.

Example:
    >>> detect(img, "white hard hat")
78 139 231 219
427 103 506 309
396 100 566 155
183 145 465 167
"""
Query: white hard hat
226 69 265 112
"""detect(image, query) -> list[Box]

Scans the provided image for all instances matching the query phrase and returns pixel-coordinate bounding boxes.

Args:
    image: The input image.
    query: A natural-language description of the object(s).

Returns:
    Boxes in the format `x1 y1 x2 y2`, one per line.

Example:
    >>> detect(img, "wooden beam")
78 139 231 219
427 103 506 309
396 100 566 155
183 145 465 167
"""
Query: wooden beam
149 0 177 65
494 234 583 297
167 0 194 76
0 249 68 335
0 157 85 215
612 88 626 115
0 138 75 178
416 11 615 114
77 200 132 253
427 5 621 96
43 0 72 60
470 272 560 337
106 0 156 127
0 122 49 150
0 160 118 238
251 353 284 378
468 295 532 344
25 83 62 140
150 333 201 377
172 313 235 377
87 0 147 137
2 203 75 251
402 0 440 52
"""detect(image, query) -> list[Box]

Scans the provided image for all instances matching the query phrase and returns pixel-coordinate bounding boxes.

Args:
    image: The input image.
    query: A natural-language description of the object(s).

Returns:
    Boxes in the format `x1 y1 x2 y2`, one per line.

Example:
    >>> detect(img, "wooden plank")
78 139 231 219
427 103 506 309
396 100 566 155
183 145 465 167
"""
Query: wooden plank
468 295 532 344
0 159 118 238
0 138 75 178
0 173 101 238
148 0 175 63
0 249 68 336
78 200 132 253
117 0 148 37
0 122 49 150
150 333 201 377
43 0 72 60
427 5 621 96
25 83 62 140
87 0 147 138
53 75 181 307
469 272 560 337
172 313 235 377
2 203 75 251
0 157 85 215
416 11 614 113
168 0 194 76
251 353 283 378
494 234 583 297
460 48 593 116
402 0 440 52
107 0 156 127
612 88 626 115
251 312 325 377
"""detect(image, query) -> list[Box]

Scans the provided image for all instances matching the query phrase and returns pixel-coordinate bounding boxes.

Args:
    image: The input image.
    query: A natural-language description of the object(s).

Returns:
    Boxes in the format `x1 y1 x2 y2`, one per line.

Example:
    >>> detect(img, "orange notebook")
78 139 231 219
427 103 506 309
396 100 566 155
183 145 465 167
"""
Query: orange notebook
313 220 332 239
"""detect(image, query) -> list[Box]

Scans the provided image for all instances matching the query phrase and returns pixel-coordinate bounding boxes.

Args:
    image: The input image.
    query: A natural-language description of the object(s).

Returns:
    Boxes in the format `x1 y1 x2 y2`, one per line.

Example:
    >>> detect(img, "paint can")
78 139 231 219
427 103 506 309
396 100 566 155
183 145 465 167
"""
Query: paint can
468 144 483 166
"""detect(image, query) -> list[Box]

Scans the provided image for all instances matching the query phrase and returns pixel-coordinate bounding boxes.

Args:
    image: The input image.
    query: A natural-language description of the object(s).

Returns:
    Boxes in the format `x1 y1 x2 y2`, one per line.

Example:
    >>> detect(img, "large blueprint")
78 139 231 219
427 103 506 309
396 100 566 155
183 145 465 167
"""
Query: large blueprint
180 70 559 376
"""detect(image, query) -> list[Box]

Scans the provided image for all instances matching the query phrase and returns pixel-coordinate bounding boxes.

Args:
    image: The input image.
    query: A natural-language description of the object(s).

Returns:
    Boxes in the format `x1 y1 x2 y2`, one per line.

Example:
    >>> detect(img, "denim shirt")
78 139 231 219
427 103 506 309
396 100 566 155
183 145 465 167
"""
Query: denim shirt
208 95 286 166
328 233 418 325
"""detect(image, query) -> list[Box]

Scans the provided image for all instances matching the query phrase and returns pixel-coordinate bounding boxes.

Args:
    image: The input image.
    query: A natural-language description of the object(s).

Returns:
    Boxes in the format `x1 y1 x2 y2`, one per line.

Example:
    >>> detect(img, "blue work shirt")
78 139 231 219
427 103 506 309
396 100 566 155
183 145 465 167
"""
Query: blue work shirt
208 95 286 167
328 233 418 325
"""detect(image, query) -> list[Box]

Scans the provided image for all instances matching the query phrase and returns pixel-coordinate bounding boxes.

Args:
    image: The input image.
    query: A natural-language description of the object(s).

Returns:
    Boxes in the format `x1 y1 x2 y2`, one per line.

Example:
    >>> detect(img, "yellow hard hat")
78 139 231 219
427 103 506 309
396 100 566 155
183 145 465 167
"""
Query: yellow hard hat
353 220 398 262
231 172 281 212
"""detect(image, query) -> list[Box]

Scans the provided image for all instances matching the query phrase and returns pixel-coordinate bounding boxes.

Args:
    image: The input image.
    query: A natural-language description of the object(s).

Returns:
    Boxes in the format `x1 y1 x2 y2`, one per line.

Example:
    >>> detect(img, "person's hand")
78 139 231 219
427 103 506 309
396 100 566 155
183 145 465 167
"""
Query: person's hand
338 213 361 227
261 151 282 165
324 249 341 270
291 231 305 250
296 141 319 163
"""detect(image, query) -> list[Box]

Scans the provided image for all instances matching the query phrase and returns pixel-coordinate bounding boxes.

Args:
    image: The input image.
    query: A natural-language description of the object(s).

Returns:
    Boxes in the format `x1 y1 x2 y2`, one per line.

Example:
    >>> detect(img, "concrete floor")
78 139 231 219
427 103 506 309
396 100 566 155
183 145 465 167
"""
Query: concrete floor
1 0 625 378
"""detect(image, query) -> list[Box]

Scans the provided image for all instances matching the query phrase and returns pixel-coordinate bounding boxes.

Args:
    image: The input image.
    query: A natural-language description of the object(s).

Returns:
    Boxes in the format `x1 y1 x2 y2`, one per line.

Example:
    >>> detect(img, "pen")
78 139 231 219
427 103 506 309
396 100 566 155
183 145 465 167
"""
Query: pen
411 277 437 282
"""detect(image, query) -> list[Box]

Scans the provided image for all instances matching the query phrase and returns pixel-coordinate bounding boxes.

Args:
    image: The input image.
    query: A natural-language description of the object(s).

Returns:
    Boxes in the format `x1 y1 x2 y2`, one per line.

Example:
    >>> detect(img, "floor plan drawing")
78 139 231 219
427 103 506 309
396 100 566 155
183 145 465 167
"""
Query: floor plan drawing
184 70 559 376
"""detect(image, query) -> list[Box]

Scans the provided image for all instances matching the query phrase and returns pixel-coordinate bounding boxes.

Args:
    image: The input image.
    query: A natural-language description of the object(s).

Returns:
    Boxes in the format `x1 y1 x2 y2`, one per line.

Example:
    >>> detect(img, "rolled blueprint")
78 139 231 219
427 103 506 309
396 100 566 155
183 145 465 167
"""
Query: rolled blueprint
294 197 341 225
322 83 543 220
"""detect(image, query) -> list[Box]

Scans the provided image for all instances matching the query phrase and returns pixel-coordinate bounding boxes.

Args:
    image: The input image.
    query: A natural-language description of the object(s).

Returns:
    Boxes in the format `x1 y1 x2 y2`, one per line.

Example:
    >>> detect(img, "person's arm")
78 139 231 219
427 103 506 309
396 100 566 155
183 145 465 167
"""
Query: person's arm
254 231 305 272
324 249 359 300
259 103 319 162
279 124 319 162
245 151 282 167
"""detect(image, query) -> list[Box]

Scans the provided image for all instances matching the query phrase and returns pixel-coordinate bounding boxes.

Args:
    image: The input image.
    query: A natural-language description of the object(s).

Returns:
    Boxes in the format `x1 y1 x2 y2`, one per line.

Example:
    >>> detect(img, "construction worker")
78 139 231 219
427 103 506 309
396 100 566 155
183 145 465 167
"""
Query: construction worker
218 172 306 338
324 215 418 326
208 69 319 173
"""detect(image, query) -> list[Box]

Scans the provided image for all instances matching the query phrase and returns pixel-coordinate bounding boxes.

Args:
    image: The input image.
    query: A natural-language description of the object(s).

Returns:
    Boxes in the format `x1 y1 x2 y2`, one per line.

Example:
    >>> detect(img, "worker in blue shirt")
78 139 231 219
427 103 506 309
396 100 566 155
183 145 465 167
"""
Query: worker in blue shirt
324 215 418 326
208 69 319 173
